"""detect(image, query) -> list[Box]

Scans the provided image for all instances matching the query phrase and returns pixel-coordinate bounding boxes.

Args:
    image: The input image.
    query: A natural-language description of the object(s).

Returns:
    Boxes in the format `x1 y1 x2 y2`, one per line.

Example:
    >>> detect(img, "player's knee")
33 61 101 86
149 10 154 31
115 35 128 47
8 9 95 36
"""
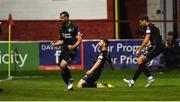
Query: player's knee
137 59 142 65
77 79 86 88
59 60 68 68
58 65 63 70
58 65 65 71
59 63 67 69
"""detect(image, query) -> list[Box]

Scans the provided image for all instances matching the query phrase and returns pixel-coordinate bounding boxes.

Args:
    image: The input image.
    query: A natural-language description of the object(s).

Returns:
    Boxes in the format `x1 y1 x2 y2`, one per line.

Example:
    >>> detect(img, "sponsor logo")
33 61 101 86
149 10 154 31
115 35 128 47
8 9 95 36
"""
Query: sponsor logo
0 51 28 67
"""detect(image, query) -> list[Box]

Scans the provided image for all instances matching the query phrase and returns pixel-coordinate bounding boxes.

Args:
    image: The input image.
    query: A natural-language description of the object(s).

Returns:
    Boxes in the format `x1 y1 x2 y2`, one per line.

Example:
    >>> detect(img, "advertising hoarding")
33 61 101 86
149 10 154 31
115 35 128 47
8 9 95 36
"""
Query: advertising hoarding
0 42 39 71
39 42 83 70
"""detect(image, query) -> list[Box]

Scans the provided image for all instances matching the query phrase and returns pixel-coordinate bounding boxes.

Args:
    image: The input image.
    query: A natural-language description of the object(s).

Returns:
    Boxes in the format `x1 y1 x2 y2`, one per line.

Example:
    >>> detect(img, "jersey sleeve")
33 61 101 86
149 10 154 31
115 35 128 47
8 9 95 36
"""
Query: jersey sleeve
98 53 103 60
74 27 82 36
146 26 151 34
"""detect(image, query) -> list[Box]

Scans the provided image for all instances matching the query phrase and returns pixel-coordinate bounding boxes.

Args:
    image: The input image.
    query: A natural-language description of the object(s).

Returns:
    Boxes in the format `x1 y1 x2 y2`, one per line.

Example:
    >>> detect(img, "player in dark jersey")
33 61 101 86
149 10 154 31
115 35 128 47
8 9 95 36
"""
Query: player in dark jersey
77 39 115 88
123 15 164 88
51 11 82 91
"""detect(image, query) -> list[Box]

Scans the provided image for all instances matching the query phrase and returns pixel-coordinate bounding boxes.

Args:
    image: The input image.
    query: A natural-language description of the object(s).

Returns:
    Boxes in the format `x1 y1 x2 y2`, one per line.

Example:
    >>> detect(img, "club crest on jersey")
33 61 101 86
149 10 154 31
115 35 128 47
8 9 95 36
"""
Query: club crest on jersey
68 28 72 32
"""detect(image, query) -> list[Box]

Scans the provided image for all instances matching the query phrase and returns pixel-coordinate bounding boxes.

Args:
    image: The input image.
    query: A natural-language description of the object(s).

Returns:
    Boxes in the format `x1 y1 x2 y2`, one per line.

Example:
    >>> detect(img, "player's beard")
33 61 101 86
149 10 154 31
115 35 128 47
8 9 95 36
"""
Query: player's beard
98 45 103 50
60 21 65 25
61 21 69 27
59 19 67 25
139 24 144 28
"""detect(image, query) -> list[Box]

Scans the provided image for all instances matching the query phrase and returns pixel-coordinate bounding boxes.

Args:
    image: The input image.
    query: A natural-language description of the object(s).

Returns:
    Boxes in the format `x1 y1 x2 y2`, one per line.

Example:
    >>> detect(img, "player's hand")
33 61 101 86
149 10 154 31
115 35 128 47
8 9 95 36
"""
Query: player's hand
135 47 140 56
50 41 56 47
135 49 140 56
86 70 93 75
68 45 74 50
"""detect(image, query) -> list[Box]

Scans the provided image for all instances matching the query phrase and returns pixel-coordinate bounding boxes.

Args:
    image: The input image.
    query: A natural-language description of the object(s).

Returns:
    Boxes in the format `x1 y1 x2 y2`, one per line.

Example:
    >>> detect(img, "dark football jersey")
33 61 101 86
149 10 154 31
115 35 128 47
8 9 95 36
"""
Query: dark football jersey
145 23 163 46
59 22 81 50
93 50 112 72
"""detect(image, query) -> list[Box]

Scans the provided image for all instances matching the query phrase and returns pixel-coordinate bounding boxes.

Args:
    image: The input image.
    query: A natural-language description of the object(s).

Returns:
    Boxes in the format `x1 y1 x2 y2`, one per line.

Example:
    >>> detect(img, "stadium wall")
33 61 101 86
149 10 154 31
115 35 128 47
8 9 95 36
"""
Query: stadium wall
175 0 180 38
0 0 114 41
119 0 147 39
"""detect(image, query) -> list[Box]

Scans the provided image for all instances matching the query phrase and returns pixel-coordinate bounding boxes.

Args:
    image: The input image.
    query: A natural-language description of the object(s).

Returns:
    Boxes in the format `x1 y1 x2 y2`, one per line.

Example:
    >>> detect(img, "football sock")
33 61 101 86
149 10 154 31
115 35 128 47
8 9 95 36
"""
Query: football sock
130 79 135 85
132 63 143 81
148 76 154 81
61 70 68 85
61 68 72 85
142 62 151 77
132 62 152 81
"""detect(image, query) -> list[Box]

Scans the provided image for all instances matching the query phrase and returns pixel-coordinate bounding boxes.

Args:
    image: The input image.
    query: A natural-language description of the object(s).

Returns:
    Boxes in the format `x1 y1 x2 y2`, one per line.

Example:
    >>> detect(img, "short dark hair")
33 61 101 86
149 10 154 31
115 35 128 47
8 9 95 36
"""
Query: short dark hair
60 11 69 17
138 15 149 21
167 31 174 36
103 39 109 47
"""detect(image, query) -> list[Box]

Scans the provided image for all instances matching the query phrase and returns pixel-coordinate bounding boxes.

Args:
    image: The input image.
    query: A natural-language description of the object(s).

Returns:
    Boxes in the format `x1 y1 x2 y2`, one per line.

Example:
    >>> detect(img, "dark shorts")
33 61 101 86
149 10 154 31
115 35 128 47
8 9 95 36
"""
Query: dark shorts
82 71 101 83
143 46 164 62
59 49 77 65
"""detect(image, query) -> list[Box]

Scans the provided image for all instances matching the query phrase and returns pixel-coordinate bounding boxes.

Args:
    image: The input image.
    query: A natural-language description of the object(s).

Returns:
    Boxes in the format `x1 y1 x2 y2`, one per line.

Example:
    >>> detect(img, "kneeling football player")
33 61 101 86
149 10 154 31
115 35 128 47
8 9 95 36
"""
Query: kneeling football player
77 39 115 88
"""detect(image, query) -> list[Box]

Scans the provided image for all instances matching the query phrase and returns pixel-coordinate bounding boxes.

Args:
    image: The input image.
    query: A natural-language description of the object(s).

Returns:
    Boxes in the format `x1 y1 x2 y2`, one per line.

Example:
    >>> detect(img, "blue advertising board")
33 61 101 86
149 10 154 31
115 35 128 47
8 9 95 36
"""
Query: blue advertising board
83 39 161 69
38 40 180 70
39 42 83 70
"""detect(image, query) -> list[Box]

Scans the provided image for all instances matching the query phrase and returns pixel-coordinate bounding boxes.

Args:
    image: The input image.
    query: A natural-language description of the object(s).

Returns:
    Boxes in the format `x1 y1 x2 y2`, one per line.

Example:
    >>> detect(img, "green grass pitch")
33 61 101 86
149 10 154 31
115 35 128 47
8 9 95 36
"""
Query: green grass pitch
0 68 180 101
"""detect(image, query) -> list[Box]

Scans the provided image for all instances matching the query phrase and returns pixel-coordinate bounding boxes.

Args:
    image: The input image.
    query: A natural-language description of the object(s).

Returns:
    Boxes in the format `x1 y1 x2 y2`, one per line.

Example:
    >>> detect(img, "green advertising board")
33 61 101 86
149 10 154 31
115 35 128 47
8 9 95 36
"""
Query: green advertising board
0 41 39 71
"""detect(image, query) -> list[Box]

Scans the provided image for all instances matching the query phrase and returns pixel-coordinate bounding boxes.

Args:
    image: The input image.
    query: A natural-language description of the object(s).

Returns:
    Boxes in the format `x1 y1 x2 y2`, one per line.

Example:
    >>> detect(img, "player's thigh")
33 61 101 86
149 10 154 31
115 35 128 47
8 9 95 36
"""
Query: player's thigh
59 60 68 69
61 51 77 65
137 55 147 65
146 49 162 61
59 51 75 69
86 72 101 83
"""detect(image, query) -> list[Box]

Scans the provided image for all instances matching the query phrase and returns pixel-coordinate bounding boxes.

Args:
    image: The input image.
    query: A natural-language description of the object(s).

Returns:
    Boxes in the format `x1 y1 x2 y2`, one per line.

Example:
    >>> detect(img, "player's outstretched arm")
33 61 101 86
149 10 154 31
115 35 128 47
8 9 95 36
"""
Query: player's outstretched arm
86 59 102 75
135 34 150 55
50 40 64 47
